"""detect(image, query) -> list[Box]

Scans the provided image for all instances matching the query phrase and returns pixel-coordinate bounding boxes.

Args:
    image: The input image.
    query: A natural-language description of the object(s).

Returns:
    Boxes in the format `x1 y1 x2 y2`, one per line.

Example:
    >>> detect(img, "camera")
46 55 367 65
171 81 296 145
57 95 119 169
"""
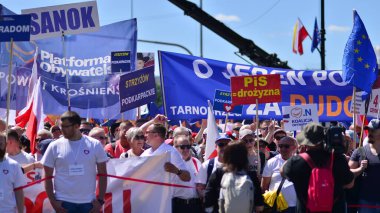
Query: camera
325 126 346 154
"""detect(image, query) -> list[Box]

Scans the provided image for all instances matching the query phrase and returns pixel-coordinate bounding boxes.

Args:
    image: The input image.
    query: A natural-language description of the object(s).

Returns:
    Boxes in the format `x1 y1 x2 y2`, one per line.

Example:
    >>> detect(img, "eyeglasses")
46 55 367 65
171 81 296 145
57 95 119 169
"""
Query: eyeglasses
98 136 107 140
80 129 91 134
61 124 74 129
243 138 255 144
275 135 286 140
175 144 192 150
134 135 145 140
217 142 228 148
52 128 61 133
278 144 290 149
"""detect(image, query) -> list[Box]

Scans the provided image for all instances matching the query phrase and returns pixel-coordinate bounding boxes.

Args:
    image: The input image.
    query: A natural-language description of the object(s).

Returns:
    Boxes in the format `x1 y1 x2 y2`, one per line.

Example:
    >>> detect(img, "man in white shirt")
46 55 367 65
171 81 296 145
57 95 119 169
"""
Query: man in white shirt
0 132 26 213
141 122 191 182
172 135 202 213
41 111 108 213
6 129 35 165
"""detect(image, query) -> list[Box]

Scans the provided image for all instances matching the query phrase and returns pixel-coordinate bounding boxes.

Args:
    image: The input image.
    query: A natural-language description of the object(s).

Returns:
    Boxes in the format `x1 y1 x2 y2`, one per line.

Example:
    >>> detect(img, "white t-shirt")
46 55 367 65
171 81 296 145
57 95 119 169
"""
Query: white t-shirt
41 136 108 203
0 157 26 212
262 154 297 207
174 157 202 199
196 158 223 185
141 142 187 171
6 150 35 165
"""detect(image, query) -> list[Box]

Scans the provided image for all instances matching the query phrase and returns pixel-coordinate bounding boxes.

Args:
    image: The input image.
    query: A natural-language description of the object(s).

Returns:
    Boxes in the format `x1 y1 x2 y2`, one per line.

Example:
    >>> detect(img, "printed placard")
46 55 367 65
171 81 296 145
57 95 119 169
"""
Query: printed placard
22 1 99 40
0 15 31 41
119 66 156 112
213 89 242 114
282 104 319 131
111 51 131 73
230 74 281 105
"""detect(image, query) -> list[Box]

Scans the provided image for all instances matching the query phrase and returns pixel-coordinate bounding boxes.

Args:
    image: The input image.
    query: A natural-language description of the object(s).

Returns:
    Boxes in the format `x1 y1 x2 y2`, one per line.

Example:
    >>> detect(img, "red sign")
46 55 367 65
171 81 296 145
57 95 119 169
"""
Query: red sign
230 74 282 105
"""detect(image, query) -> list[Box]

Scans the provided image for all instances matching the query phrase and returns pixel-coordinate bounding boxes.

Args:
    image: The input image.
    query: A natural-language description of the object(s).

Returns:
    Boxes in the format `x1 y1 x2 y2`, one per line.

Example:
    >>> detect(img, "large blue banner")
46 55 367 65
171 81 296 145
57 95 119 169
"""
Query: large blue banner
0 16 137 119
159 51 354 122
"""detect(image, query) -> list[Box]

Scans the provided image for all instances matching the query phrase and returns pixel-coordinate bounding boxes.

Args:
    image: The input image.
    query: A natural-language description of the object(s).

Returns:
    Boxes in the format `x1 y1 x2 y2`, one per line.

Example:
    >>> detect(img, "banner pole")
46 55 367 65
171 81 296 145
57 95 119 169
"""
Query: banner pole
6 38 14 128
62 31 71 111
120 69 124 121
223 113 229 133
255 99 261 176
352 87 357 146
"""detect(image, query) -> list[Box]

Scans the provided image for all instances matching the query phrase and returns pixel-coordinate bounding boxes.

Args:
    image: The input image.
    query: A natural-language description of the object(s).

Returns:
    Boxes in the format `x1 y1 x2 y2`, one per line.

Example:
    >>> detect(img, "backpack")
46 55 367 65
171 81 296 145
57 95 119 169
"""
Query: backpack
299 152 335 212
206 158 215 184
219 171 254 213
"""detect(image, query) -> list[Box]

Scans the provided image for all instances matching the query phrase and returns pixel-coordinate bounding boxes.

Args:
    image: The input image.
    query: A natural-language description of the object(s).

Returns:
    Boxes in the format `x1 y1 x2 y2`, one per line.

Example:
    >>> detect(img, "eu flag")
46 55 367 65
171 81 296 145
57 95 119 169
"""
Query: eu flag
311 17 320 53
342 10 378 94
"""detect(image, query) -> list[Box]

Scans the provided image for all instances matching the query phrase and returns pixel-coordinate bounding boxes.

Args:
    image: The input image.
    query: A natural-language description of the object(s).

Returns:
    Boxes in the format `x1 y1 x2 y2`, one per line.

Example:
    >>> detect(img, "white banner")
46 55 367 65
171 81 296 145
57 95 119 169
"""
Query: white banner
22 1 99 40
22 153 183 213
282 104 319 131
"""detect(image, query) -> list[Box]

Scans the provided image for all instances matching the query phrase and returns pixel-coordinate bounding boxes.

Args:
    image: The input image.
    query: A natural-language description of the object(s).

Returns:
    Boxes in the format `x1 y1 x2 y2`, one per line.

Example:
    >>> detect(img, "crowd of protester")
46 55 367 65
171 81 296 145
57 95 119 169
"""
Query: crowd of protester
1 111 379 213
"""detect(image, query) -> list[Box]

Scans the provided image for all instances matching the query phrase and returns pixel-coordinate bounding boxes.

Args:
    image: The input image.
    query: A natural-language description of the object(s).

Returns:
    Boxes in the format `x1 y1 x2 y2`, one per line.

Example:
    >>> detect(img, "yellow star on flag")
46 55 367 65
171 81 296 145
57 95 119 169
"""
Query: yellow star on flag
357 40 362 45
354 48 359 53
365 63 370 69
358 57 363 62
362 34 367 39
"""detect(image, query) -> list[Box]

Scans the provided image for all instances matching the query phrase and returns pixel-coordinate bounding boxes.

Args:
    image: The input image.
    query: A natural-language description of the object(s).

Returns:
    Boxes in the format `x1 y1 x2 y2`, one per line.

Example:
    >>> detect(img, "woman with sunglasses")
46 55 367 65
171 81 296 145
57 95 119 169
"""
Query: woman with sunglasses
120 127 145 158
261 136 297 213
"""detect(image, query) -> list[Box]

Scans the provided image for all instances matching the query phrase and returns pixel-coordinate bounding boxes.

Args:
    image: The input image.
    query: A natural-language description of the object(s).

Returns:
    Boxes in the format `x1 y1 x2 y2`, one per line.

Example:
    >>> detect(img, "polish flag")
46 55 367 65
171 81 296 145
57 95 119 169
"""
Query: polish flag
15 49 38 128
292 18 309 55
205 100 220 160
16 78 45 154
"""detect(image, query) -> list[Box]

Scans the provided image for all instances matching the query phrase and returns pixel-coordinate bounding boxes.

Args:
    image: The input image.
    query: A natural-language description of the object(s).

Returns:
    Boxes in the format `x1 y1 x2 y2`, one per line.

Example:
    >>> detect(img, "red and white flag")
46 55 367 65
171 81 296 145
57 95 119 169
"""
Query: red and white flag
16 78 45 154
205 100 219 160
15 49 38 128
292 18 309 55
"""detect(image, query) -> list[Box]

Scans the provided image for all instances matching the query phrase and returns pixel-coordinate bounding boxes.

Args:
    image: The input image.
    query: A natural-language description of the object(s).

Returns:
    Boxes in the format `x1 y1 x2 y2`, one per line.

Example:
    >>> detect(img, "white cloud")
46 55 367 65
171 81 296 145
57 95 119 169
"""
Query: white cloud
327 25 350 32
214 14 240 23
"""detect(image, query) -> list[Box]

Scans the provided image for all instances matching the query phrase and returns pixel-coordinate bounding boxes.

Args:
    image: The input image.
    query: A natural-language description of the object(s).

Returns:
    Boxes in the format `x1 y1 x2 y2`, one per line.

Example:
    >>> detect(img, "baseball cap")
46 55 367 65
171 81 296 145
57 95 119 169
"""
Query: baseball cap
215 135 232 144
239 129 255 140
296 123 325 146
364 119 380 130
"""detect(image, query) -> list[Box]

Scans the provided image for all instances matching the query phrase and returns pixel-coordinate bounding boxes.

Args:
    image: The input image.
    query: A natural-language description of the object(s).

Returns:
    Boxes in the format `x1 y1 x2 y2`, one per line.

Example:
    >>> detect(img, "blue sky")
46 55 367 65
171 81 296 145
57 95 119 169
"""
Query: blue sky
2 0 380 70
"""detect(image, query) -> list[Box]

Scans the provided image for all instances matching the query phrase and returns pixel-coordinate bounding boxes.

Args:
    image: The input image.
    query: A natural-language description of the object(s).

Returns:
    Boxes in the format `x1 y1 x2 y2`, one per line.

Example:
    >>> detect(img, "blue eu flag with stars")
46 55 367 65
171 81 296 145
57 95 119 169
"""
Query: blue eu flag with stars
342 10 378 95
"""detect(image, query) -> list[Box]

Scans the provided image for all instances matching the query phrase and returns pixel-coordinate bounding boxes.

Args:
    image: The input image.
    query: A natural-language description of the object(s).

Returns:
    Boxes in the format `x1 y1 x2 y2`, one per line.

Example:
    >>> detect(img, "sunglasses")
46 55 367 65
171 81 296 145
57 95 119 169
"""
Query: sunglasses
175 144 192 150
134 135 145 140
80 129 91 134
217 142 228 148
278 144 290 149
275 135 286 140
243 138 255 144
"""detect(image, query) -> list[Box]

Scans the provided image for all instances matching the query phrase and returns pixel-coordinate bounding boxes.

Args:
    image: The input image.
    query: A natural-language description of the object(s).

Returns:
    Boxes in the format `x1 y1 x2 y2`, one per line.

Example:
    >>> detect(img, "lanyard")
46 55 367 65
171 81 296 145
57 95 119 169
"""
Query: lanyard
71 139 84 165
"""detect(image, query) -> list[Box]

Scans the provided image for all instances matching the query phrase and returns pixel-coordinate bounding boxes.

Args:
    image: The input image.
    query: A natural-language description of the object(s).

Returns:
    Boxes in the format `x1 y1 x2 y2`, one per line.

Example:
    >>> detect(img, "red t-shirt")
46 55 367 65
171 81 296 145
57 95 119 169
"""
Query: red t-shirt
104 140 130 158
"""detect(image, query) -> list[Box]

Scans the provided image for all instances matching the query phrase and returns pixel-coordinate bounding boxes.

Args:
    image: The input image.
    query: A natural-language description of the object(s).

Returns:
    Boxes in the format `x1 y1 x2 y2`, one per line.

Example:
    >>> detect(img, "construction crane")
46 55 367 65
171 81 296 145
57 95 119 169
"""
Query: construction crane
169 0 291 69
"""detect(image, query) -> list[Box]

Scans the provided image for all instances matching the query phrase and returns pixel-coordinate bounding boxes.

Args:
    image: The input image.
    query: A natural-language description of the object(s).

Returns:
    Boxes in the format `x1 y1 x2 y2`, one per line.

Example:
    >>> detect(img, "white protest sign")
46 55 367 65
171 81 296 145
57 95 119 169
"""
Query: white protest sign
282 104 319 131
22 153 178 213
22 1 99 40
350 89 380 118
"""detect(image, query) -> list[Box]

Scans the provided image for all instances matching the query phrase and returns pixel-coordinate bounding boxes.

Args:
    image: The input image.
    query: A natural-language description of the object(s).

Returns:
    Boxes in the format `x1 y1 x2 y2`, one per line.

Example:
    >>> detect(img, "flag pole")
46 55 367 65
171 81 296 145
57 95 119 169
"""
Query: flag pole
223 113 229 133
320 0 326 70
62 31 71 111
359 94 371 147
352 87 357 146
255 99 261 176
6 38 14 128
